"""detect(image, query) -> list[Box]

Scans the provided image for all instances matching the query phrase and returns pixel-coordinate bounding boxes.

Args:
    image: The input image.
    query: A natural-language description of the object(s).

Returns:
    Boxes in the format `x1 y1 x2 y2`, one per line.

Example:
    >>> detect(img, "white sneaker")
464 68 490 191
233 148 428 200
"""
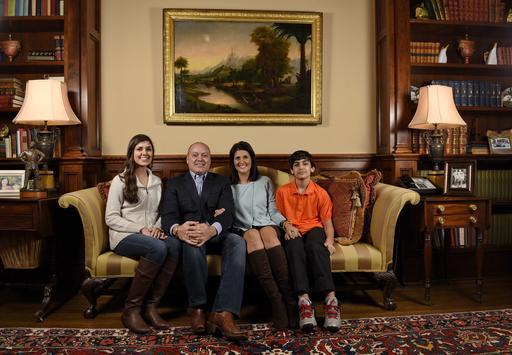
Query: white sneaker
298 298 317 331
323 297 341 332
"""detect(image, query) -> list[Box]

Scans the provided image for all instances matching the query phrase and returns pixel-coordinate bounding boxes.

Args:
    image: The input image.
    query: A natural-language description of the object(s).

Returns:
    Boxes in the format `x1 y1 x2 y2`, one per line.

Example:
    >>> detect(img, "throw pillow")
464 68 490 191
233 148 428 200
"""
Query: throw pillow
361 169 383 243
317 171 366 245
96 181 111 202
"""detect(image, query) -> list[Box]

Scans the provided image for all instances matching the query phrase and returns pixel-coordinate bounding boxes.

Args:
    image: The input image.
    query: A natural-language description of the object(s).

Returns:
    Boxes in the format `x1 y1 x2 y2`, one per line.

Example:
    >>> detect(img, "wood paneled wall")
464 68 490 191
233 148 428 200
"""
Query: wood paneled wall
103 153 386 181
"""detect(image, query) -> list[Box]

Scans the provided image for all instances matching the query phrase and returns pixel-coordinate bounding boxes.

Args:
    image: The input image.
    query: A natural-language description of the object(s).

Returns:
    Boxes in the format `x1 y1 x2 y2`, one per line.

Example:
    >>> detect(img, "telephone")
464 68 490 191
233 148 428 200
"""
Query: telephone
398 175 438 193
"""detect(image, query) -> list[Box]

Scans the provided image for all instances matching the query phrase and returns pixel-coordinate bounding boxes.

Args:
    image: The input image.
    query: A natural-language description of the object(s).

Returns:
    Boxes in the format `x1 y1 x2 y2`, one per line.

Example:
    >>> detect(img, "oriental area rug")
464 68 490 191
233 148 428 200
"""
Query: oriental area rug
1 308 512 354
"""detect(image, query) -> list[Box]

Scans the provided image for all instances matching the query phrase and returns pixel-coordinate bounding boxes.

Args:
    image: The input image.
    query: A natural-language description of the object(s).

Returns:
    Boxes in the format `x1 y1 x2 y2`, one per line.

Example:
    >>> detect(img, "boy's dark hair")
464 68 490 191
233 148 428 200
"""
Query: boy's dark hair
288 150 316 169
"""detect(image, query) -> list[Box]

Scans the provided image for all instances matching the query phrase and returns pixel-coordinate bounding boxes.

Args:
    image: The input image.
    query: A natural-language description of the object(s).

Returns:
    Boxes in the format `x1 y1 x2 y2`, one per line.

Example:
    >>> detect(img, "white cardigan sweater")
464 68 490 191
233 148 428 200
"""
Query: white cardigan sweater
105 169 162 249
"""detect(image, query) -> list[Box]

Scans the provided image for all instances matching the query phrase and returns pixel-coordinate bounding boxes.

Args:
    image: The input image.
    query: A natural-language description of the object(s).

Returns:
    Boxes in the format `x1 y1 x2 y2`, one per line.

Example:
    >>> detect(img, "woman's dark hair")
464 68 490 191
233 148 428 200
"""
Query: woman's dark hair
229 141 260 184
288 150 316 169
120 134 154 204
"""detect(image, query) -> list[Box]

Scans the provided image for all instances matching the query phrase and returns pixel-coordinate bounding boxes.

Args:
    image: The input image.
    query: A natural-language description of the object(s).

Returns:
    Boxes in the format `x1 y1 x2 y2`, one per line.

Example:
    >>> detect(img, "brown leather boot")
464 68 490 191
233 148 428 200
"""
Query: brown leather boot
248 249 288 329
266 246 299 328
142 257 177 330
122 257 160 334
207 311 248 341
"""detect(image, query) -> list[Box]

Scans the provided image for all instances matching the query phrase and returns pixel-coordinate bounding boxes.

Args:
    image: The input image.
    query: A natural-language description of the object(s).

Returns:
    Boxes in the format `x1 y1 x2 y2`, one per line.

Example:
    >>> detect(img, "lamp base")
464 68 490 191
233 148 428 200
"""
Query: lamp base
39 170 55 190
423 129 445 171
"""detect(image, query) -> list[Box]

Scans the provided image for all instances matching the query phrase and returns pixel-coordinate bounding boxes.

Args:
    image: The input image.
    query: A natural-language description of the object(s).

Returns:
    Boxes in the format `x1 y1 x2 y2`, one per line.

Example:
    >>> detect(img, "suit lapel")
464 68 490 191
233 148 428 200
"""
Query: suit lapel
200 173 214 204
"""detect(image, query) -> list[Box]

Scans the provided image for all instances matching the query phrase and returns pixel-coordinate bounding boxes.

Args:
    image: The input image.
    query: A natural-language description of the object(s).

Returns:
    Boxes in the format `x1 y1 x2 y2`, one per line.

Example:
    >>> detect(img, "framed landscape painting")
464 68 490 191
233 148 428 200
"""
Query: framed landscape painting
163 9 322 124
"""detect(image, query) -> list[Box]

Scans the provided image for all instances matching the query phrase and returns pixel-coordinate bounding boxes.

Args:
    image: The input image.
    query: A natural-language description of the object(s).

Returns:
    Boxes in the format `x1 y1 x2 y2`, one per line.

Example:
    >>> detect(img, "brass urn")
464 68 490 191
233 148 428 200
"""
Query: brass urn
1 34 21 62
458 34 475 64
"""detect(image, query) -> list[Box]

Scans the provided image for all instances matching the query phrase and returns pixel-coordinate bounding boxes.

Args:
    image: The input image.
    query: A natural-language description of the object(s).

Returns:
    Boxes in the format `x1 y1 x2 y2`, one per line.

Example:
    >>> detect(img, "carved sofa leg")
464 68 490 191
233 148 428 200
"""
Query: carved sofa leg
81 277 114 319
374 270 398 310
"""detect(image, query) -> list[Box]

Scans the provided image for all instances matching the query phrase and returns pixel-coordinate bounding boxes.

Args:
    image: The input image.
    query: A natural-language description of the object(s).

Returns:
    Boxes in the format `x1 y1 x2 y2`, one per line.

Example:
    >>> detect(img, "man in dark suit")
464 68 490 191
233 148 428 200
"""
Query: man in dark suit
160 142 248 341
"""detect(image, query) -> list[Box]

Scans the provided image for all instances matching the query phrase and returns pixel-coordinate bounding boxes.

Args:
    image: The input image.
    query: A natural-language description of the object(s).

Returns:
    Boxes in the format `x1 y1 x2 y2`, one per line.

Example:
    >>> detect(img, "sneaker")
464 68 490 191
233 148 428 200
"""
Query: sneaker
323 297 341 332
298 298 317 331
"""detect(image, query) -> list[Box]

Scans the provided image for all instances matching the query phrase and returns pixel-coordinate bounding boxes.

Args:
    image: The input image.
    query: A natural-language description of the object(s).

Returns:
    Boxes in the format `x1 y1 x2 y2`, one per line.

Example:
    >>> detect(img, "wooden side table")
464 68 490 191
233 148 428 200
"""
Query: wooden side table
0 197 72 321
413 195 491 305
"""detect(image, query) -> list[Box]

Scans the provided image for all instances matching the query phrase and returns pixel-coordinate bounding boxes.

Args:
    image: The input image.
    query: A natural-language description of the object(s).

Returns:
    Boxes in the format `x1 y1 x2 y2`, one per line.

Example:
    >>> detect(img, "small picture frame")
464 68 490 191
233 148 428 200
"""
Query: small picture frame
443 161 476 196
0 170 25 198
487 129 512 154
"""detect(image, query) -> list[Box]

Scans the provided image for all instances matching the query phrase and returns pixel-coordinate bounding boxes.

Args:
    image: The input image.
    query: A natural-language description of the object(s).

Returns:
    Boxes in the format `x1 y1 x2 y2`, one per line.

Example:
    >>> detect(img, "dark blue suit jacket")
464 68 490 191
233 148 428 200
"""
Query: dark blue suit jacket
160 172 234 235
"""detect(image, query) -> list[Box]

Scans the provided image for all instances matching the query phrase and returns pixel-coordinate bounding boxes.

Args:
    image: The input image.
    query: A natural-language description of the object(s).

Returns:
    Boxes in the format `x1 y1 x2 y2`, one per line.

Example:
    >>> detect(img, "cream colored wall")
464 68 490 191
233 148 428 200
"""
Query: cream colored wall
101 0 375 155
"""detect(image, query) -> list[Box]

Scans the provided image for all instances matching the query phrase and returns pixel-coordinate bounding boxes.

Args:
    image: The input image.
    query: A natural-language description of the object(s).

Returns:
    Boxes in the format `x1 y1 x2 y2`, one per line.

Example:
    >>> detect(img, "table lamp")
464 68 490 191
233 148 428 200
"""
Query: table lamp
408 85 466 170
12 79 81 190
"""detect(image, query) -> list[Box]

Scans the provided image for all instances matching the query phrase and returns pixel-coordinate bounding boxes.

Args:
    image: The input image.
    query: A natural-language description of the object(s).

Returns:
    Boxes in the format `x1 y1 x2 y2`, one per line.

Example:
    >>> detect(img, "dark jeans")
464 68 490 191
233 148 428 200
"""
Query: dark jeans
284 227 335 294
114 233 181 265
182 231 246 317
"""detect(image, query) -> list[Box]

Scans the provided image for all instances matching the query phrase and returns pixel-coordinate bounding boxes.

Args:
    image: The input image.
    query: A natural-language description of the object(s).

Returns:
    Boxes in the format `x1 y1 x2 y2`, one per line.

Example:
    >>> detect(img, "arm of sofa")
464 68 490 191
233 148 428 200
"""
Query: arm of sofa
58 187 109 276
370 183 420 268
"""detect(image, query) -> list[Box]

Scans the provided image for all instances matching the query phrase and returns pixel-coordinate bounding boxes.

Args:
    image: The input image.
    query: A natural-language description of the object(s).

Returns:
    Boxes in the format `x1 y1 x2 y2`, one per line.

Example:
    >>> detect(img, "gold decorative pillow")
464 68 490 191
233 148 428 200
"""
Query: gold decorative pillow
316 171 366 245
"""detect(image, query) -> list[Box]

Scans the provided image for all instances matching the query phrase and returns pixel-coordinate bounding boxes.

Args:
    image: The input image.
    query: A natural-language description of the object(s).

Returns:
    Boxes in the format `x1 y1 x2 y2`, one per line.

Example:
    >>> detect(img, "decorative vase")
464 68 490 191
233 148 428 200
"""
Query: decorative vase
458 34 475 64
0 34 21 62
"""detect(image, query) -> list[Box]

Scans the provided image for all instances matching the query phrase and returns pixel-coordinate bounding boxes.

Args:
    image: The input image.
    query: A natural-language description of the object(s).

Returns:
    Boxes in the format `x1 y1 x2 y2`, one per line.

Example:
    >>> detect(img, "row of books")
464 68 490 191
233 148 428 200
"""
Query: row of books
0 0 64 16
491 213 512 246
420 0 506 22
0 127 32 158
0 78 24 108
426 227 477 249
430 79 502 107
475 169 512 200
25 35 63 61
410 41 441 63
496 46 512 65
0 94 23 107
411 126 468 155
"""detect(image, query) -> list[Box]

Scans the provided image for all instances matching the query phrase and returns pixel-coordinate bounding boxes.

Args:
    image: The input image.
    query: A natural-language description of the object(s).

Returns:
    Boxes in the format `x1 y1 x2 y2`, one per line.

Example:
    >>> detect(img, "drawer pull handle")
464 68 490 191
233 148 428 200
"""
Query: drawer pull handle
437 205 445 213
469 216 477 224
437 217 445 225
469 204 477 211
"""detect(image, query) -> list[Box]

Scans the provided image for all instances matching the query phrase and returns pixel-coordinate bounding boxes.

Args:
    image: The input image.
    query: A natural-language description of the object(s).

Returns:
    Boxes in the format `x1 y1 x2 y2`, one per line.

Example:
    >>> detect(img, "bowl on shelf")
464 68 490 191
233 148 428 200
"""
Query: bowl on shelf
0 35 21 63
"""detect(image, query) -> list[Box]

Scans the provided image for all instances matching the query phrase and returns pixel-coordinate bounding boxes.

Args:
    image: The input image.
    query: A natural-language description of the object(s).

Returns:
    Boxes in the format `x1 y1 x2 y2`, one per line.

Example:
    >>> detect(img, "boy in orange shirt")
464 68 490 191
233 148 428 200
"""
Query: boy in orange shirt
276 150 341 332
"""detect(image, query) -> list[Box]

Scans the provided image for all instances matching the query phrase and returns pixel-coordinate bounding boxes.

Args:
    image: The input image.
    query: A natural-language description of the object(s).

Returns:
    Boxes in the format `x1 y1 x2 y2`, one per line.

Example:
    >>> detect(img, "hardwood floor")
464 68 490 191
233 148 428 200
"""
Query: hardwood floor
1 277 511 328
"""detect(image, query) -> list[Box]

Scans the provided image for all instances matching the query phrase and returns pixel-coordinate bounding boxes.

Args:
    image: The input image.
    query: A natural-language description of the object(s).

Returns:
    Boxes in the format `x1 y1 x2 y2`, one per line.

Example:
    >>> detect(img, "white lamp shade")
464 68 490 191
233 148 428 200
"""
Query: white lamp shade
408 85 466 130
12 79 81 126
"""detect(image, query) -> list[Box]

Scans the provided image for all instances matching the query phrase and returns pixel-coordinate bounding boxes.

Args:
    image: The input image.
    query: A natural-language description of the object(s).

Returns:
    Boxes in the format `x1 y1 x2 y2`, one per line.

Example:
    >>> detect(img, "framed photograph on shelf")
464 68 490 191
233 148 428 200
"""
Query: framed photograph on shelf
487 129 512 154
163 9 322 125
443 161 476 196
0 170 25 199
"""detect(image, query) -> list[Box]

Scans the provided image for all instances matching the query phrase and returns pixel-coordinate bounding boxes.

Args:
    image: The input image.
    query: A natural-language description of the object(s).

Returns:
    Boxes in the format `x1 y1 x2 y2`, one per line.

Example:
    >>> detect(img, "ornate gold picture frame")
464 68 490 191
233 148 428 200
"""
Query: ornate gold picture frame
163 9 322 125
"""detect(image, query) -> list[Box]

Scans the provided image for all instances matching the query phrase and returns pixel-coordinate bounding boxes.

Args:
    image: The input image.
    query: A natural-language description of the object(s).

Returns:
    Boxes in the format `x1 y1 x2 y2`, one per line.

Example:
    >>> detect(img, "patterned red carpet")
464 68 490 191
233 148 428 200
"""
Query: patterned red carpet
1 309 512 354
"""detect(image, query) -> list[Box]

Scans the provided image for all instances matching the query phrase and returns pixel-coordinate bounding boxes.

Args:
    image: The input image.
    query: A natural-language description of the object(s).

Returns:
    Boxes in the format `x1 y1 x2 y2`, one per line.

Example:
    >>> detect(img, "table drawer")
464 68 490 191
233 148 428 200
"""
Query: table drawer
0 203 35 216
428 202 485 216
431 213 483 228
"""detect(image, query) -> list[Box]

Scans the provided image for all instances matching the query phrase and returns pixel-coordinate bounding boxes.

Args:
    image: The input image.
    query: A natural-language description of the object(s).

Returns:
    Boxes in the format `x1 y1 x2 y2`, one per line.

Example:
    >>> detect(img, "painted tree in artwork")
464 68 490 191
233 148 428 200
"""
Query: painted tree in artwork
272 23 311 83
250 26 291 88
174 56 188 84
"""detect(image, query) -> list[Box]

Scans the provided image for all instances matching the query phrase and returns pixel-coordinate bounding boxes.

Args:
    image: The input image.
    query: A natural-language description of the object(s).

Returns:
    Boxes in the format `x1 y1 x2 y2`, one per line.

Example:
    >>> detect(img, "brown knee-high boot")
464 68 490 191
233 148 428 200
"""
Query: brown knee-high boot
143 257 177 329
266 245 299 328
248 249 288 329
122 257 161 334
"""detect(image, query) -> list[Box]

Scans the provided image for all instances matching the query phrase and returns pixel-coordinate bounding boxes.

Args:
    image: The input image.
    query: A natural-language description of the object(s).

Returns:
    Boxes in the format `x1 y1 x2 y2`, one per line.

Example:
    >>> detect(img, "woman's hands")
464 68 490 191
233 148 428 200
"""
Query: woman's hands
283 221 301 240
141 227 166 239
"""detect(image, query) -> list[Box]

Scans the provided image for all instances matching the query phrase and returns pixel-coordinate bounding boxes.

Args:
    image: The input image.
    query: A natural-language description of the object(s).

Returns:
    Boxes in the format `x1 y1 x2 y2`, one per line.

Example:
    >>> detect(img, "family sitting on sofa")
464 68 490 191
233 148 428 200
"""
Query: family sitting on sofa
105 134 343 338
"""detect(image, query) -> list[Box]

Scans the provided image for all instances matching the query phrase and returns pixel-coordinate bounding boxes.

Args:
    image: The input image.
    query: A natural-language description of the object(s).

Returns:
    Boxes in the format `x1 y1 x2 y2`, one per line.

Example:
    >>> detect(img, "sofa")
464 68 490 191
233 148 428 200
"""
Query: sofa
58 165 419 318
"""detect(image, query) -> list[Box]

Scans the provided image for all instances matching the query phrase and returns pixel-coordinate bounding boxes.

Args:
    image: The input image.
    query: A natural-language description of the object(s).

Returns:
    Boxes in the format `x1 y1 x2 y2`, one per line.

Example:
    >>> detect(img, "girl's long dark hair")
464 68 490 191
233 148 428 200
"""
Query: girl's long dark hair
229 141 259 184
120 134 154 204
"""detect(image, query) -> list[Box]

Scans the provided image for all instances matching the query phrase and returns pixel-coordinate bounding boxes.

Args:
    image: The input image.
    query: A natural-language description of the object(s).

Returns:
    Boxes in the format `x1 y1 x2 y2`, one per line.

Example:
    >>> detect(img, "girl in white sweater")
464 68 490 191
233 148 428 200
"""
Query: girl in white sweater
105 134 180 334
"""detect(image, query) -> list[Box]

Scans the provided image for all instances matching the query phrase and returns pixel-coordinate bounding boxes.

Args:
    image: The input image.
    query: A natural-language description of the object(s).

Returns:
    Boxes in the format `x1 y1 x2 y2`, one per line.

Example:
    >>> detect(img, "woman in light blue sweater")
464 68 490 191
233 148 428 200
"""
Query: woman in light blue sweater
229 141 297 329
105 134 180 334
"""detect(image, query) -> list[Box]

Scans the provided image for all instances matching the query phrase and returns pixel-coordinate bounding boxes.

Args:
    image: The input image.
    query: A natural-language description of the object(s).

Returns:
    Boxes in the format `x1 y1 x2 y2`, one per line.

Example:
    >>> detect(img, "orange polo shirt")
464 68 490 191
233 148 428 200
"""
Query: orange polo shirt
276 180 332 235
